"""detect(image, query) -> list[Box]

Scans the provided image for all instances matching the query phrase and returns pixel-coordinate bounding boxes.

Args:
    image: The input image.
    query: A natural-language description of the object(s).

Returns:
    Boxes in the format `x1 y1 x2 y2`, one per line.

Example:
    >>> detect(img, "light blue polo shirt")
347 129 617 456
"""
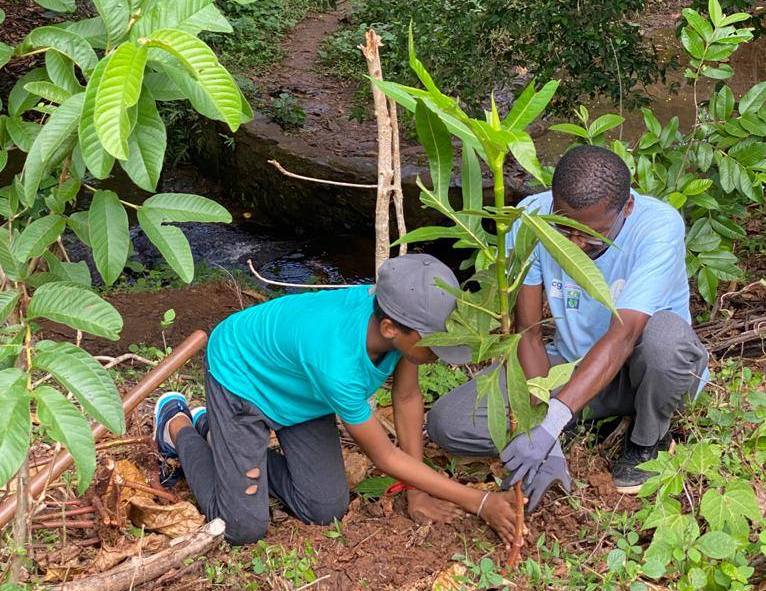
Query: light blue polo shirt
206 286 401 426
507 191 692 363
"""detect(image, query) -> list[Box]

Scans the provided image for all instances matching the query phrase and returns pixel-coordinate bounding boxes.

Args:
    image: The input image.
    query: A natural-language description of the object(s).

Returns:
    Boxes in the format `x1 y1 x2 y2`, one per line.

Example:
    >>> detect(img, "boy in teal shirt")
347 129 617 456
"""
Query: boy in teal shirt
154 254 521 546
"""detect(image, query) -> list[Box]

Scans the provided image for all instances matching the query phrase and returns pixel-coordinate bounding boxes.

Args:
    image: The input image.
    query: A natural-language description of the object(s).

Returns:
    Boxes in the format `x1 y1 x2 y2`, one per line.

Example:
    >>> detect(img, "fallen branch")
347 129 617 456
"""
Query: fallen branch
94 353 158 368
247 259 354 290
267 159 377 189
33 506 95 522
52 518 226 591
94 437 151 451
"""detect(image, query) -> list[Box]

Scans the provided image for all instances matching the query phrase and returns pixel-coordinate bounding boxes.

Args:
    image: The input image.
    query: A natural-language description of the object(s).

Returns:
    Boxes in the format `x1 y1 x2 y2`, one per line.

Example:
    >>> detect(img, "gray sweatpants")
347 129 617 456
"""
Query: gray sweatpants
176 362 349 545
426 311 709 454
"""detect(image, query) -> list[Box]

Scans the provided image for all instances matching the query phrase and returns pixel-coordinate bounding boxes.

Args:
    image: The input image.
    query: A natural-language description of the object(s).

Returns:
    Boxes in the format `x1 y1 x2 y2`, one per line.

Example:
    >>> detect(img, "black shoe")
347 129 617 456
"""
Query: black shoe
612 431 675 494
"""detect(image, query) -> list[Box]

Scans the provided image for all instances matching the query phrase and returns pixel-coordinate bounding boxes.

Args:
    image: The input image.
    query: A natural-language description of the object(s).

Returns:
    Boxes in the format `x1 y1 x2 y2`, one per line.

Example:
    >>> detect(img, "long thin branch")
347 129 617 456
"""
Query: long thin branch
267 159 377 189
388 96 407 255
247 259 354 290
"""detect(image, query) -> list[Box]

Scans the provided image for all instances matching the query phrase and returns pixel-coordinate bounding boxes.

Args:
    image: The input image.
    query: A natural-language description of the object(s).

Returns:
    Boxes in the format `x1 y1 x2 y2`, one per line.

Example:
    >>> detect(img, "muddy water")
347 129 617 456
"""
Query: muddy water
536 28 766 162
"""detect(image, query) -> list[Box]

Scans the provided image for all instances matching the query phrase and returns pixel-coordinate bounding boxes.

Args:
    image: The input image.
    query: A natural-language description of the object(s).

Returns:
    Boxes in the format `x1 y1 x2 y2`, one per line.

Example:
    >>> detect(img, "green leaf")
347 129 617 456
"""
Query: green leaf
697 267 719 305
415 100 453 205
133 0 232 38
92 0 130 48
478 365 508 451
354 475 397 499
701 481 761 539
13 214 66 263
66 17 107 50
683 178 713 196
24 81 72 105
0 231 23 281
137 208 194 283
505 337 543 434
738 113 766 136
143 29 242 132
120 91 166 191
33 340 124 434
683 8 713 40
5 117 40 152
0 42 12 70
142 193 231 222
702 64 734 80
521 213 617 315
588 114 625 138
94 42 148 160
681 28 706 60
641 108 663 136
46 50 82 95
710 217 746 240
28 282 123 340
8 67 49 116
708 0 724 27
739 81 766 115
79 57 115 179
43 252 91 287
35 385 96 494
67 211 91 246
696 531 740 560
0 369 30 488
23 26 97 73
607 549 627 573
503 79 559 130
686 193 719 210
22 93 84 206
460 145 484 235
687 218 721 252
0 289 20 324
698 249 739 273
88 190 130 286
549 123 590 139
34 0 75 11
528 362 577 402
392 226 466 246
507 129 546 185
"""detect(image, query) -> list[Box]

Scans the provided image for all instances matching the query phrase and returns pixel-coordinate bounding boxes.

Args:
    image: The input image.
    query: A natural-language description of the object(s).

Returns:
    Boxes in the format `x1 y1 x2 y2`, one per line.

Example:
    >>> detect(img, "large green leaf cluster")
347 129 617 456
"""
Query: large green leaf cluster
0 0 243 493
551 0 761 305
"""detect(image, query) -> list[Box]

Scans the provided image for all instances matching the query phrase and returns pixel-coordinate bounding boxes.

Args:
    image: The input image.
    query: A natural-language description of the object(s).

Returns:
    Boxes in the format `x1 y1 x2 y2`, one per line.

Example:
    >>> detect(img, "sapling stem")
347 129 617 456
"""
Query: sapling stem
491 161 526 569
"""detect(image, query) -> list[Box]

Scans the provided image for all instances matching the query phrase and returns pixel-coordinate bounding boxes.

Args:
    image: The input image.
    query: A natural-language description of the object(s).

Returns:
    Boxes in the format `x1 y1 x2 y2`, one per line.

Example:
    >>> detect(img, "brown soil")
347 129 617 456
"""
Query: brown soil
38 281 249 358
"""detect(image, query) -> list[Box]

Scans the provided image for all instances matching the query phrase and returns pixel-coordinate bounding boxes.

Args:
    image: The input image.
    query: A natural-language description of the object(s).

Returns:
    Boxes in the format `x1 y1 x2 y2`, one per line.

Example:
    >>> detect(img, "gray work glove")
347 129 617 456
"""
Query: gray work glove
522 441 572 513
500 398 573 487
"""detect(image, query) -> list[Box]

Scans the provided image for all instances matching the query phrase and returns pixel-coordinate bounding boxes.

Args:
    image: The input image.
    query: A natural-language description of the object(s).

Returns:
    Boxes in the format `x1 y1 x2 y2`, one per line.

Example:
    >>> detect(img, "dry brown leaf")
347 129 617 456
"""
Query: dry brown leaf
89 533 167 571
107 459 153 509
343 449 371 488
128 497 204 537
431 563 468 591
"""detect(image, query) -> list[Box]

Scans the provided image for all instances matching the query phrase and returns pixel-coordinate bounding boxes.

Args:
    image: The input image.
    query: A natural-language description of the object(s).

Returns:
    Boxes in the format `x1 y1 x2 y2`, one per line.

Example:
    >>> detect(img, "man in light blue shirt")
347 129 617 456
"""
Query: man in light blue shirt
428 146 709 508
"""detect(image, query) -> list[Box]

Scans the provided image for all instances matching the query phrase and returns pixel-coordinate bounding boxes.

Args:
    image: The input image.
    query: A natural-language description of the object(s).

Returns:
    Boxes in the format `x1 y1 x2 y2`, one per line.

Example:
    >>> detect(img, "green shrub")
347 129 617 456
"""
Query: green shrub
322 0 666 115
269 92 307 129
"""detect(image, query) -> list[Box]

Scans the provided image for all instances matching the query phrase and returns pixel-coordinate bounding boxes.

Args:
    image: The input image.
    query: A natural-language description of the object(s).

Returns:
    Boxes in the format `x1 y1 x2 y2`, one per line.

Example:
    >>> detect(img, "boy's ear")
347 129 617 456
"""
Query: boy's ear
379 318 399 339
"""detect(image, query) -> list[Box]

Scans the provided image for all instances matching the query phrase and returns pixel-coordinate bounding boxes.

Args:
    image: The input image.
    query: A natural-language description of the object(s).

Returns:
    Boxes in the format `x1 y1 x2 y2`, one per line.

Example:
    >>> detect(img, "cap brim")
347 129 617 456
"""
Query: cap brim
431 344 472 365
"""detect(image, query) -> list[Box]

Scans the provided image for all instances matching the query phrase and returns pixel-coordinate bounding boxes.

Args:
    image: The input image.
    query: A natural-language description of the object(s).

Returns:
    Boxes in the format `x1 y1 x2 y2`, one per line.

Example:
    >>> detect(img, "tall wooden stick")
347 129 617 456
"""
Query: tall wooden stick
361 30 407 275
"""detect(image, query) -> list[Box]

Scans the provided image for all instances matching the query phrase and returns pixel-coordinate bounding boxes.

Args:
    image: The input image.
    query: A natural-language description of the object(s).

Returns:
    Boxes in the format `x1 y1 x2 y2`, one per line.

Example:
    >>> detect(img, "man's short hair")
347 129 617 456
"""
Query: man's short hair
373 297 413 333
551 145 631 211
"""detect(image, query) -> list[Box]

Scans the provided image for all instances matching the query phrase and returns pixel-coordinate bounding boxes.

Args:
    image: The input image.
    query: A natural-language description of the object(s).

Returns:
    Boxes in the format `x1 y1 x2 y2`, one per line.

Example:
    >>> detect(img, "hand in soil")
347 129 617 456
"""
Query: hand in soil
406 489 464 524
479 490 523 549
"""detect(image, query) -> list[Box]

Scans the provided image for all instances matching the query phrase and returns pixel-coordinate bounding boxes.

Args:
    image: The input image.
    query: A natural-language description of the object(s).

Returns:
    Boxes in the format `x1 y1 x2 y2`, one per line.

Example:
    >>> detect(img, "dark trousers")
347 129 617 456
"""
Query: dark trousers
426 311 709 454
176 364 349 544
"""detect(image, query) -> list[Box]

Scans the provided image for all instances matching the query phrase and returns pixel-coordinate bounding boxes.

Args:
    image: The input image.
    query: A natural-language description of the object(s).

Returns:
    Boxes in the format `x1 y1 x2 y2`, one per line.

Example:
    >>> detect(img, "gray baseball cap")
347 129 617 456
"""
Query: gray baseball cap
371 254 472 365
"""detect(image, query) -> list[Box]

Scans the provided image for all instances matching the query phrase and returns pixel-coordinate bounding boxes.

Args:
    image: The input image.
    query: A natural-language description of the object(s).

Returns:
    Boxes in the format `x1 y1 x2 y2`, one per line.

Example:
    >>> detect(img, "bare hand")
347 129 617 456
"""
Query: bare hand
407 489 464 524
478 490 525 549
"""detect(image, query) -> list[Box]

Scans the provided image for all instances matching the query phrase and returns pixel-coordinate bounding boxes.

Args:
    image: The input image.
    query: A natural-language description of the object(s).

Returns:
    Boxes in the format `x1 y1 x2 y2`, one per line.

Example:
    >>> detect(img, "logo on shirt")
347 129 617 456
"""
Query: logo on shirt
565 286 581 310
550 279 564 299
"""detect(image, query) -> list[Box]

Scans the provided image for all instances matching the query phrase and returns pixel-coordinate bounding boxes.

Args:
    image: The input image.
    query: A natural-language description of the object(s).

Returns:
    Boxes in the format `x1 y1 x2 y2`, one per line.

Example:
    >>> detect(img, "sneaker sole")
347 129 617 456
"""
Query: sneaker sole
153 392 189 457
614 439 676 495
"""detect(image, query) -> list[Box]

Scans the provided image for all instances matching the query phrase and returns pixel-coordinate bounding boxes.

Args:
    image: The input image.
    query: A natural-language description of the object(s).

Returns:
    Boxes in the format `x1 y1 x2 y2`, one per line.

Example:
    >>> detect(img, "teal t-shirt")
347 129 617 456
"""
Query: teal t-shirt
206 286 401 426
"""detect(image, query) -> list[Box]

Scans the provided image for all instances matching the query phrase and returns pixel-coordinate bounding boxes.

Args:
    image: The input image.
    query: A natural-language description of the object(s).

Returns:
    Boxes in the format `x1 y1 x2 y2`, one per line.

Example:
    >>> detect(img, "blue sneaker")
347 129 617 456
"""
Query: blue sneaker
153 392 193 460
191 406 209 441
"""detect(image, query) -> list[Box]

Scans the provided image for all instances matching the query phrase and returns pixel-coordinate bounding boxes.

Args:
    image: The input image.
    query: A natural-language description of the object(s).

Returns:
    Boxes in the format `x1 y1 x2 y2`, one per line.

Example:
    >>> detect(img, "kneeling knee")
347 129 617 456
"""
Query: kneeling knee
225 519 268 546
303 494 349 525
